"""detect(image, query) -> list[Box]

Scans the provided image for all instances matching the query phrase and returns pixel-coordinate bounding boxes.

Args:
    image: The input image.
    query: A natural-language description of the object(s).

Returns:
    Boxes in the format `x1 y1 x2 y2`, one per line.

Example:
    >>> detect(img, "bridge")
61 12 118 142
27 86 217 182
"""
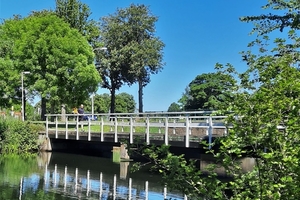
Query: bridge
44 111 228 148
40 111 230 160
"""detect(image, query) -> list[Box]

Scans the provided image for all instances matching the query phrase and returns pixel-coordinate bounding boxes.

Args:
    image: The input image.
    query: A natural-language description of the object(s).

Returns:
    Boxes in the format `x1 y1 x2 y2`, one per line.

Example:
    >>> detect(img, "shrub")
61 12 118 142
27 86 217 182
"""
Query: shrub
0 117 42 153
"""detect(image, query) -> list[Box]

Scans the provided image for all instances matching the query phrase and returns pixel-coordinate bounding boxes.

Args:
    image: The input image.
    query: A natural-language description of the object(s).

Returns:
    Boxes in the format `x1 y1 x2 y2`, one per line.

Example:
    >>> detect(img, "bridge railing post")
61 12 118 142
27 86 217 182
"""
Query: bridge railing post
46 116 49 138
55 116 58 139
146 116 150 145
65 116 68 139
100 117 104 142
88 118 91 141
185 115 190 147
76 116 79 140
164 116 168 145
130 116 133 144
114 117 118 143
208 116 213 149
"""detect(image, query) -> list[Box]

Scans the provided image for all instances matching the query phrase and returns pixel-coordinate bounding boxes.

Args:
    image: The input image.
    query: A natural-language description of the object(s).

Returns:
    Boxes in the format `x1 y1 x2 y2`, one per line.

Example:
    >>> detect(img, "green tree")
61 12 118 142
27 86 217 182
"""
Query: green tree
115 92 136 113
131 1 300 199
82 92 135 114
240 0 300 35
98 4 164 113
179 72 236 111
167 102 181 112
55 0 101 47
1 13 101 120
0 27 19 109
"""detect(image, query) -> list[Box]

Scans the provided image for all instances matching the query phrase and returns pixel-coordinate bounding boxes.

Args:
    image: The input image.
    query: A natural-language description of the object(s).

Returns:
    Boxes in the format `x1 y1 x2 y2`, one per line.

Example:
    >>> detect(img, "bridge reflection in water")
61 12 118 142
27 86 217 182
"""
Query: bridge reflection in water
16 152 256 199
34 152 187 200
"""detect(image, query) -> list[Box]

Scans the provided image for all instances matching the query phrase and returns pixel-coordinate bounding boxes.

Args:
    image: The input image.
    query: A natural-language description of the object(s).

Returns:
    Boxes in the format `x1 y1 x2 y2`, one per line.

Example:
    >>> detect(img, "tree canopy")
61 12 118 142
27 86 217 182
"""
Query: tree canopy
0 13 100 119
179 72 236 111
82 92 136 114
55 0 101 47
97 4 164 113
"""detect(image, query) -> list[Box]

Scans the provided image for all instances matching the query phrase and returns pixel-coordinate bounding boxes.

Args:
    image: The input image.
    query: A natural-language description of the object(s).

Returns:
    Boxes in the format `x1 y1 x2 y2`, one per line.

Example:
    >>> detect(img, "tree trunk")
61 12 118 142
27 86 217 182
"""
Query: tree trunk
138 80 143 113
110 87 116 115
41 97 46 121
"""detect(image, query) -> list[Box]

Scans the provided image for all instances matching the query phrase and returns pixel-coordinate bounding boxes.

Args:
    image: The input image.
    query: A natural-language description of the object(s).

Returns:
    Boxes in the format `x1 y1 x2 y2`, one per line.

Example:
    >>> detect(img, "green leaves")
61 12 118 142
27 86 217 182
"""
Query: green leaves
98 4 164 113
179 72 237 111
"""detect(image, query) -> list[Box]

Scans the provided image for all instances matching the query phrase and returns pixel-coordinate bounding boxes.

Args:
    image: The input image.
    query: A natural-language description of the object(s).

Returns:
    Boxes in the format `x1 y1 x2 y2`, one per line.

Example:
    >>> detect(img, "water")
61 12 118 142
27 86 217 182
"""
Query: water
0 152 185 200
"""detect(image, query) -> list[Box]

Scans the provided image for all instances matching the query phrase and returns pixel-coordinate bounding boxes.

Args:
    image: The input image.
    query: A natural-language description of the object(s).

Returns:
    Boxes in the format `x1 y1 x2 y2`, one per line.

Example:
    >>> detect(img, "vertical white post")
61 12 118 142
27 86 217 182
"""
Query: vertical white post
88 118 91 141
146 116 150 145
164 185 167 199
113 174 117 199
64 166 67 192
208 116 213 149
130 117 133 144
86 170 90 196
164 117 168 145
55 116 58 138
65 116 68 139
54 164 57 187
99 172 103 198
145 181 149 200
46 116 49 138
75 168 78 194
128 178 132 200
185 116 190 147
76 116 79 140
101 117 104 142
19 177 23 200
114 117 118 143
21 72 24 121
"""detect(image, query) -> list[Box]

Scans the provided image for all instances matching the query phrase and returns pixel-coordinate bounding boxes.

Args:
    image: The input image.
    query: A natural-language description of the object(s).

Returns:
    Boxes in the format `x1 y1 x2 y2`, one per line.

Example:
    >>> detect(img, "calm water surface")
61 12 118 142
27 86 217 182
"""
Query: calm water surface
0 152 186 200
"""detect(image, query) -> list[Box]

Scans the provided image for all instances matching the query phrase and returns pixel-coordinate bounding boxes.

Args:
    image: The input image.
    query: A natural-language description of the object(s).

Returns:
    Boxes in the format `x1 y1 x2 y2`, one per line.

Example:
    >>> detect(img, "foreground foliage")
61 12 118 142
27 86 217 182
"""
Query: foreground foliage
131 1 300 199
0 118 44 153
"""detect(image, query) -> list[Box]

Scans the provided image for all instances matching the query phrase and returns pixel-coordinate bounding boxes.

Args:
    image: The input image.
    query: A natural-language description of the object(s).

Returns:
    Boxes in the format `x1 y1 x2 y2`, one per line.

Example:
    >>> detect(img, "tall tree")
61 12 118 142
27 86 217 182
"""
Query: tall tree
55 0 101 47
0 29 16 108
1 14 101 120
98 4 164 113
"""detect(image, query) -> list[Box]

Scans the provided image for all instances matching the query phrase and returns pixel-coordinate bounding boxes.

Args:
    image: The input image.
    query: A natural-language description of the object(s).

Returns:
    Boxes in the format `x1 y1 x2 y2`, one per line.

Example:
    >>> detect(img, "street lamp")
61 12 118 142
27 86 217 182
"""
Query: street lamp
21 71 30 121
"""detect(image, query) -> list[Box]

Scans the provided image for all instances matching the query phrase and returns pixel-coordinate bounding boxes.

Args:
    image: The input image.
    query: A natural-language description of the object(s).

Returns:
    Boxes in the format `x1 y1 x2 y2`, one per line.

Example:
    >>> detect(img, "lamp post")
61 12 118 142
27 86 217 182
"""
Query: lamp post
21 71 30 121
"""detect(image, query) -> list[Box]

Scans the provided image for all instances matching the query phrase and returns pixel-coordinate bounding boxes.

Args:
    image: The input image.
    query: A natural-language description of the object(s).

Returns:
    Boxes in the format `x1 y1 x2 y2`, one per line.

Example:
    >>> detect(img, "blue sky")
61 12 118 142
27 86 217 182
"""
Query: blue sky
0 0 275 111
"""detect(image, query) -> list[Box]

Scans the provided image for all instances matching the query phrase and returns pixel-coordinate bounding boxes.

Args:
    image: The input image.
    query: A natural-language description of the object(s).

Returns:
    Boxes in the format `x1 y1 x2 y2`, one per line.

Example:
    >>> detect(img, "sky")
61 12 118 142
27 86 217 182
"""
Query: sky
0 0 277 112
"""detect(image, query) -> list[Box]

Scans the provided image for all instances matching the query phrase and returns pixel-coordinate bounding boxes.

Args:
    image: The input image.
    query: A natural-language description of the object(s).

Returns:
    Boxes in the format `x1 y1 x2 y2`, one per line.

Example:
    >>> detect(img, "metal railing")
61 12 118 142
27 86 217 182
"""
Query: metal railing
45 111 228 148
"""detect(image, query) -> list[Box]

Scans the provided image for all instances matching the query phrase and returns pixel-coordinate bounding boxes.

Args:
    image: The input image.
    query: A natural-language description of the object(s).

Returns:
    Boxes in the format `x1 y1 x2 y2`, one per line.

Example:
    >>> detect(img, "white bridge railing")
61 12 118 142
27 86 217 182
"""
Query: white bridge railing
45 111 228 148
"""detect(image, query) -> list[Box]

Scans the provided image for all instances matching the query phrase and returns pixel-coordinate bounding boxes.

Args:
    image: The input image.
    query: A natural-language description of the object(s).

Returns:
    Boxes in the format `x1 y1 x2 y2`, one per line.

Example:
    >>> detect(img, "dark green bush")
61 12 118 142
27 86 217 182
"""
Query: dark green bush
0 117 43 153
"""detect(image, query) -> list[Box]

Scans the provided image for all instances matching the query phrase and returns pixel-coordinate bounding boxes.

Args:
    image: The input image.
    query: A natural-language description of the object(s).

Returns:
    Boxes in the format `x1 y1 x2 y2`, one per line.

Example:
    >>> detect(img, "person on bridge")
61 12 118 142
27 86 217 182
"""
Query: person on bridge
78 104 84 131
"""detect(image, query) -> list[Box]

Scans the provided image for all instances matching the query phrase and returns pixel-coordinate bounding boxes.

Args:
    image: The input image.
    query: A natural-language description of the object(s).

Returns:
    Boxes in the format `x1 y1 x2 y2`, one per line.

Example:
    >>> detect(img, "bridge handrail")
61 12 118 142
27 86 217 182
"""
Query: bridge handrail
44 111 229 148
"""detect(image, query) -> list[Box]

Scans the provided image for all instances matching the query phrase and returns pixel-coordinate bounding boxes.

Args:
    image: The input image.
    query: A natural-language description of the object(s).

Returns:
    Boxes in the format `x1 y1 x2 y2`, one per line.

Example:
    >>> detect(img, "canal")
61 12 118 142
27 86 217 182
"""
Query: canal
0 152 186 200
